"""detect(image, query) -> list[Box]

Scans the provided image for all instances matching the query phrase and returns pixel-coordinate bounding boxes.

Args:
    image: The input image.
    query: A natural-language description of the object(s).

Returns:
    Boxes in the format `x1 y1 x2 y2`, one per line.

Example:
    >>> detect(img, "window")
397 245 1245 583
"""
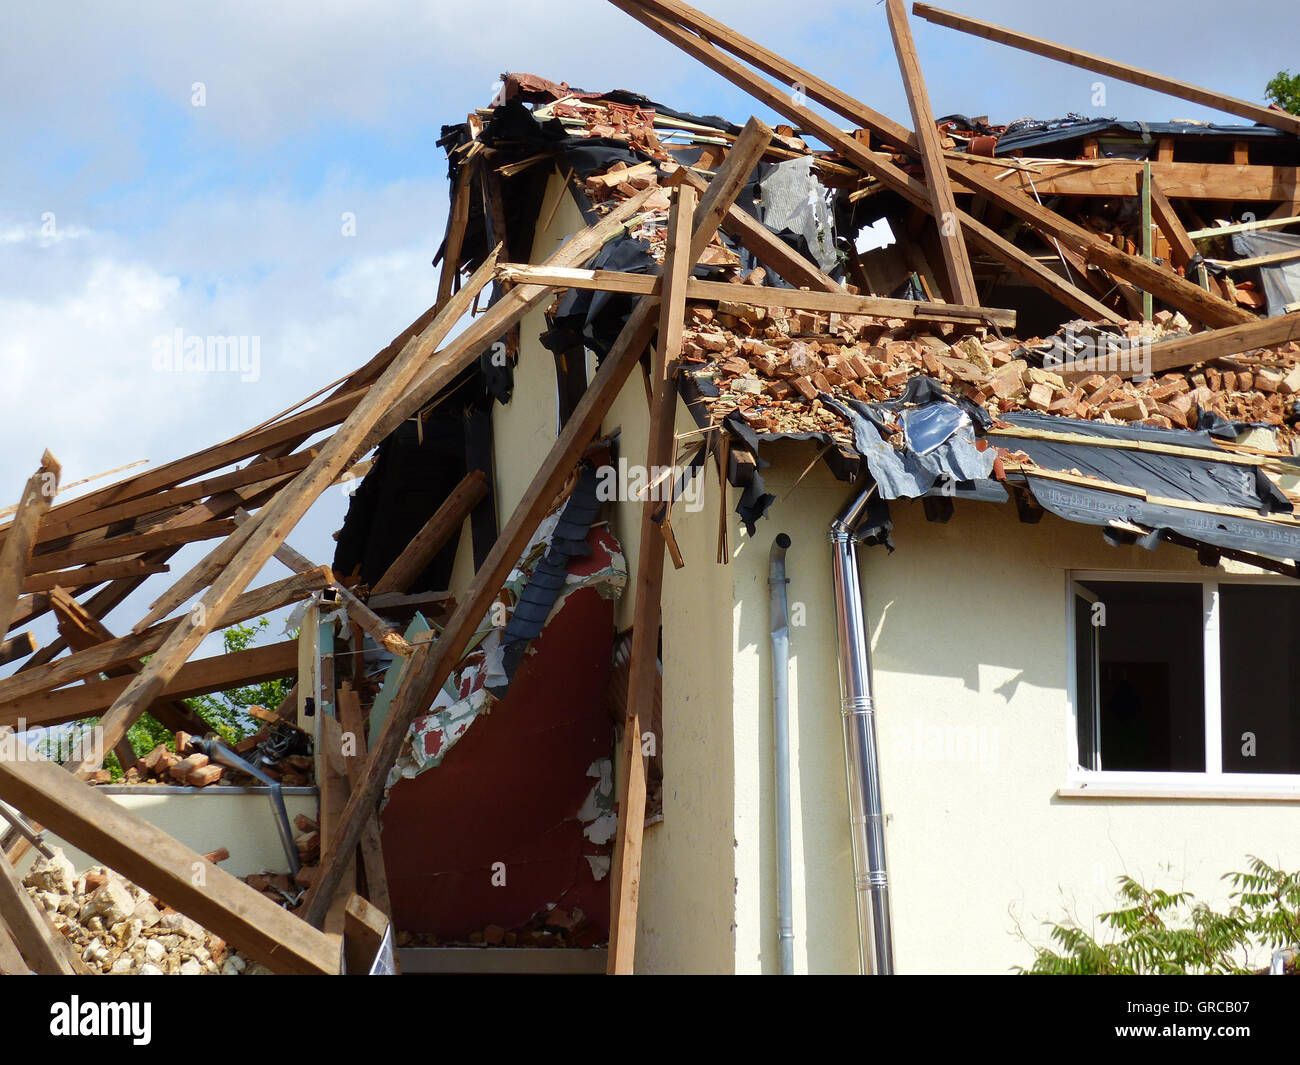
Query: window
1069 574 1300 791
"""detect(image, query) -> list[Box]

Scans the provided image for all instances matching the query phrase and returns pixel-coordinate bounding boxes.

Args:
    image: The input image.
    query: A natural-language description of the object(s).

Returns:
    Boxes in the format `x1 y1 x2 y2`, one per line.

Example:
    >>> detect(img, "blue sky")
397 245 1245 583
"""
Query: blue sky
1 0 1295 658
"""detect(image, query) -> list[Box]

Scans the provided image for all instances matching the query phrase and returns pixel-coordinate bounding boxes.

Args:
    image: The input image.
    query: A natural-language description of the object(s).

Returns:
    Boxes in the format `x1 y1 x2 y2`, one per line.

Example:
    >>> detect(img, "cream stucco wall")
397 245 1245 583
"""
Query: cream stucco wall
722 447 1300 975
479 176 1300 974
13 789 317 879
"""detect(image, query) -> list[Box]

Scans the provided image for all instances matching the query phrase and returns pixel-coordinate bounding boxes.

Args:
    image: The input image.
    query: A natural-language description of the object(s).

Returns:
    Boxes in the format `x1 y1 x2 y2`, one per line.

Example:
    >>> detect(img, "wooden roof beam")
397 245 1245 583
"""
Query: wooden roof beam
912 3 1300 137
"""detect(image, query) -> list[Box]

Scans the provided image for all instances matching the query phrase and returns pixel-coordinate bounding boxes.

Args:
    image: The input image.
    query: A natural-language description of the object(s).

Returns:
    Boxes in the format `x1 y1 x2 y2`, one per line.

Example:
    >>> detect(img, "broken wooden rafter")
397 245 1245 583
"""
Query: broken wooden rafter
23 519 236 575
0 639 300 730
631 0 918 152
609 181 702 974
952 155 1300 203
302 120 774 934
1060 312 1300 381
231 510 412 657
493 263 1017 327
0 550 311 711
437 162 475 307
0 452 60 642
671 169 843 293
609 0 1125 325
912 3 1300 138
885 0 979 306
84 192 658 774
20 558 170 595
47 585 213 740
361 188 659 451
0 733 340 974
27 450 315 547
0 632 37 668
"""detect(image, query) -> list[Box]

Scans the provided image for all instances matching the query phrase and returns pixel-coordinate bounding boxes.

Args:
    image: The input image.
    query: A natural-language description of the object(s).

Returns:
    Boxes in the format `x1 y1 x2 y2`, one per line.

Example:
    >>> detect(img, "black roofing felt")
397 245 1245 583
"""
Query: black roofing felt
994 117 1291 155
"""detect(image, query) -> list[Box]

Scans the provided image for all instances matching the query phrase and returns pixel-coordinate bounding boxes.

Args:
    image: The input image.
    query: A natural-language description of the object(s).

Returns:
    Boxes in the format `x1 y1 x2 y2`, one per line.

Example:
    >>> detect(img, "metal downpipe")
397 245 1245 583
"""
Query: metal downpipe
768 533 795 975
829 485 895 975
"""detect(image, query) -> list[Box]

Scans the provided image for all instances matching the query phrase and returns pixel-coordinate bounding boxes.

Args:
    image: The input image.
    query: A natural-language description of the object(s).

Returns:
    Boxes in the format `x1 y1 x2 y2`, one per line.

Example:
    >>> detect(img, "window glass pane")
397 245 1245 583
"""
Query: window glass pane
1079 581 1204 772
1220 584 1300 774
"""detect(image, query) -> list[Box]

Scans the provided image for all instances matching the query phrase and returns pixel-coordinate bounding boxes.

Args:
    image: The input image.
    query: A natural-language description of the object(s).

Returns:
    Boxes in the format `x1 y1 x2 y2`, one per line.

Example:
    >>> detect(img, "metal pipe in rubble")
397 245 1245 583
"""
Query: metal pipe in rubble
768 532 795 976
829 485 895 975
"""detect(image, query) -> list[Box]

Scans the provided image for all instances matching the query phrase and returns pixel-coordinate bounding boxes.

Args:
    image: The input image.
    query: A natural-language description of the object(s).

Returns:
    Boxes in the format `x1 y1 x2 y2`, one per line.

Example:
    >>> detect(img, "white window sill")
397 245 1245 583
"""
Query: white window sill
1059 781 1300 802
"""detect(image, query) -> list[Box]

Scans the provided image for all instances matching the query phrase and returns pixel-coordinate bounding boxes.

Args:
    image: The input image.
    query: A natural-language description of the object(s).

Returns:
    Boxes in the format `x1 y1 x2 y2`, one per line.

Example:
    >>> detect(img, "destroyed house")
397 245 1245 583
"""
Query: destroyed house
2 0 1300 976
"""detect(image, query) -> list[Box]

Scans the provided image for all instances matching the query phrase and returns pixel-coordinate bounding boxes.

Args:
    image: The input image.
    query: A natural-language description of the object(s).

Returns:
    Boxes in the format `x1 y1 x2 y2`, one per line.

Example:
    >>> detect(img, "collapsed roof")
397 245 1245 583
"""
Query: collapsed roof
2 0 1300 975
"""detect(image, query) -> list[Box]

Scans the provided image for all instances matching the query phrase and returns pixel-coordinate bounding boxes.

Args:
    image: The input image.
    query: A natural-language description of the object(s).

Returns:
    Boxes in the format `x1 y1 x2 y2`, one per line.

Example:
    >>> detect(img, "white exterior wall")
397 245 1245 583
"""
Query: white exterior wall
720 448 1300 975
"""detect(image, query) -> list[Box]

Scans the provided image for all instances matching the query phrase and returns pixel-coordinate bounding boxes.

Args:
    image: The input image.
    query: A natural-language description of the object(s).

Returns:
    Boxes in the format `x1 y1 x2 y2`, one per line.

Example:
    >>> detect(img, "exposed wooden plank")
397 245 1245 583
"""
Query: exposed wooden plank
0 920 30 974
0 453 60 640
0 632 38 668
1207 247 1300 271
47 586 212 740
885 0 979 305
301 121 771 931
0 834 78 974
1188 215 1300 241
1146 175 1200 270
318 712 356 934
0 640 299 729
370 470 489 596
12 394 357 535
0 569 328 707
609 182 698 975
951 156 1300 202
1132 312 1300 378
0 733 340 974
437 163 475 306
343 893 389 975
633 0 919 151
25 520 235 575
360 189 660 453
611 1 1126 325
131 513 267 634
0 460 147 523
493 265 1018 327
671 167 842 292
230 510 412 657
337 686 392 922
912 3 1300 137
21 558 169 595
29 451 314 546
945 157 1254 328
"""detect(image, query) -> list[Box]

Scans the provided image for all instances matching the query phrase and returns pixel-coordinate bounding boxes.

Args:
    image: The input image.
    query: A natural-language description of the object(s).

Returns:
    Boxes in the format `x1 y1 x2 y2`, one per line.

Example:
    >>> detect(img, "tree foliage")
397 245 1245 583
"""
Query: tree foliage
1022 857 1300 974
1266 70 1300 115
96 618 292 779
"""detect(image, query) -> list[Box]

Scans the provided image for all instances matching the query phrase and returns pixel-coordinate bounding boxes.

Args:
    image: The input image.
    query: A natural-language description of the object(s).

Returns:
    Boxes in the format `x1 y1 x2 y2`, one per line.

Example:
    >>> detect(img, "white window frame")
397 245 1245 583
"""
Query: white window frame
1062 569 1300 801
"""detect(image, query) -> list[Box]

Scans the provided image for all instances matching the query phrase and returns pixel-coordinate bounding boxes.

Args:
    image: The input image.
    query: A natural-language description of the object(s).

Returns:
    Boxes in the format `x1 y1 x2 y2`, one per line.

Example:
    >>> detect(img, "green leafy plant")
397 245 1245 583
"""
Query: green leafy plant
1266 71 1300 115
1021 857 1300 974
96 618 293 779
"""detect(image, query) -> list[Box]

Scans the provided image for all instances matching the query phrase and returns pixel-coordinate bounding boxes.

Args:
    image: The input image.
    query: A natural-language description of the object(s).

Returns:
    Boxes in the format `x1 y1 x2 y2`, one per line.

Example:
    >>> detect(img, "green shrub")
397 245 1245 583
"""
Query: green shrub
1022 857 1300 974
